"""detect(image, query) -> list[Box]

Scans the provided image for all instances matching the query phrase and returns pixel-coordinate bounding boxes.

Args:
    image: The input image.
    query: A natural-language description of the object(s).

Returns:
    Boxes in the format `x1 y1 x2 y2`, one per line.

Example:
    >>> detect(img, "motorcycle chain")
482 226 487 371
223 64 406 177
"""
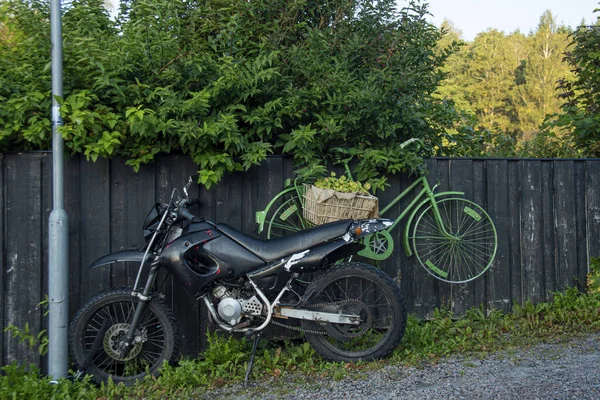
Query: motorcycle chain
267 299 372 338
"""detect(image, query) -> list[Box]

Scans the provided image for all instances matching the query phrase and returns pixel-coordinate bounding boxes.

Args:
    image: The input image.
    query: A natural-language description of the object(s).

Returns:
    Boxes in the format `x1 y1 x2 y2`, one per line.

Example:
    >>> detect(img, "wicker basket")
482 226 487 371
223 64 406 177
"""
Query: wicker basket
302 184 379 225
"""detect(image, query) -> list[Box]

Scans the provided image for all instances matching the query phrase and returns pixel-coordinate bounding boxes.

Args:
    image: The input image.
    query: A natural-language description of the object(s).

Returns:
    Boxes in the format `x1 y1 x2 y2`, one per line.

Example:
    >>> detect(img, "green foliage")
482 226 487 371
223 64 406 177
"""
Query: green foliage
436 10 576 155
395 287 600 365
588 257 600 294
314 172 372 194
0 364 55 400
4 323 49 356
0 0 459 188
551 13 600 156
4 298 49 356
2 288 600 398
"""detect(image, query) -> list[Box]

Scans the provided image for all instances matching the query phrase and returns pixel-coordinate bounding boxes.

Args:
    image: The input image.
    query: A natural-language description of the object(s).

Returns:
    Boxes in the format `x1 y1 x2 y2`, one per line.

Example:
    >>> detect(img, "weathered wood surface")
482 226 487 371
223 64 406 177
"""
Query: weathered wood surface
1 153 599 367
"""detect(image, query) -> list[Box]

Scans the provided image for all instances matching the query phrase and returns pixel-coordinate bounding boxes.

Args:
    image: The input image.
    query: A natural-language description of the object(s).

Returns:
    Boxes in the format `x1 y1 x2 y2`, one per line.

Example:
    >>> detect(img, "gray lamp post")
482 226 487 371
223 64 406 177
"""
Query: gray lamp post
48 0 69 380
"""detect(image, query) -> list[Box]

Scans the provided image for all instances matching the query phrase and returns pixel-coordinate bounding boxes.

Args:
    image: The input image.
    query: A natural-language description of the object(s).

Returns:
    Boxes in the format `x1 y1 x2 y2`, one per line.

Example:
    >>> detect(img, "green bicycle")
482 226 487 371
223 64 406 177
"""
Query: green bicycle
255 139 498 284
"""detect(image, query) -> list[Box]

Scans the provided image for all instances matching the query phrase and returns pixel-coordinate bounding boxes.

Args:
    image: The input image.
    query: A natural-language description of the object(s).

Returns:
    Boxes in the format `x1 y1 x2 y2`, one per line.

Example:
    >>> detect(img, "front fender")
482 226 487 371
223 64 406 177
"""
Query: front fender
89 250 149 269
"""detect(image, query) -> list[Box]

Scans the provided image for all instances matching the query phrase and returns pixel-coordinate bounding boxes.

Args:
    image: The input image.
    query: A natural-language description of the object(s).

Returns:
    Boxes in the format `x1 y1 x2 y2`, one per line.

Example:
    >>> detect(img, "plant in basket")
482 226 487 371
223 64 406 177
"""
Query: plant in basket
303 173 379 225
314 172 372 194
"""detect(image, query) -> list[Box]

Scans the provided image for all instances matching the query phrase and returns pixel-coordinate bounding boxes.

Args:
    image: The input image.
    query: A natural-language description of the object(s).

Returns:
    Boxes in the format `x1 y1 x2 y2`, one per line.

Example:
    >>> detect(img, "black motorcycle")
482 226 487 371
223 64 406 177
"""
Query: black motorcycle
70 176 407 385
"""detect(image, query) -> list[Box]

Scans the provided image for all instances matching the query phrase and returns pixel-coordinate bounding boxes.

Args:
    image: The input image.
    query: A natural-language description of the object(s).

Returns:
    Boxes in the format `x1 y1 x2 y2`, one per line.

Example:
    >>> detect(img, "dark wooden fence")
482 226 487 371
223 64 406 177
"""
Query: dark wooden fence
1 153 600 368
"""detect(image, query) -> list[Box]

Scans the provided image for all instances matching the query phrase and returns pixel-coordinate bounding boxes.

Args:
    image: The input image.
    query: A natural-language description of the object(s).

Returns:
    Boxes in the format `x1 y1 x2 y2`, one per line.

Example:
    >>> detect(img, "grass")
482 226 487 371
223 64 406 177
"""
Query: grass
2 287 600 400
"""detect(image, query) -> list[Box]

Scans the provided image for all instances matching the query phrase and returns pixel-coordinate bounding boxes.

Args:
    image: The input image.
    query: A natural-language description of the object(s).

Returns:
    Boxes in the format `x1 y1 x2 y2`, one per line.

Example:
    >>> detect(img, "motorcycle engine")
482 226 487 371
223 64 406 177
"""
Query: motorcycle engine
212 285 263 326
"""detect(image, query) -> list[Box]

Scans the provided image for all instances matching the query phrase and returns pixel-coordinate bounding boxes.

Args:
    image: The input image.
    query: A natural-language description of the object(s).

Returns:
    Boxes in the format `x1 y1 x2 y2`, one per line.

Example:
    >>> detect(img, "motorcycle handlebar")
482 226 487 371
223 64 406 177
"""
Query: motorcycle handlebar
179 207 197 222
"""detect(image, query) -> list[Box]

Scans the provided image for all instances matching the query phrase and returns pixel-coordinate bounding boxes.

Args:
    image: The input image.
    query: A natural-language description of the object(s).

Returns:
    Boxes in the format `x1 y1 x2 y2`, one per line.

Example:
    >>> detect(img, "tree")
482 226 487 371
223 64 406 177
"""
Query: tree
553 13 600 156
435 10 576 155
513 11 572 141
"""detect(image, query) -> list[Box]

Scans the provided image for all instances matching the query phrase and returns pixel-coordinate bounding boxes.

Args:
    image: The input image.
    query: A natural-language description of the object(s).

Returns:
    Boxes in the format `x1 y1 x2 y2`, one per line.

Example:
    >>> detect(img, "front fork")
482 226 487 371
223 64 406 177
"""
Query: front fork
119 262 161 358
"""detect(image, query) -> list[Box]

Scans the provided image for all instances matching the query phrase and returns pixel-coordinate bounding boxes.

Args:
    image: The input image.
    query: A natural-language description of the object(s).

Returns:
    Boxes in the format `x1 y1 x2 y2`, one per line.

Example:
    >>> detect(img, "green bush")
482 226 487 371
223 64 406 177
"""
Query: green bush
0 0 460 188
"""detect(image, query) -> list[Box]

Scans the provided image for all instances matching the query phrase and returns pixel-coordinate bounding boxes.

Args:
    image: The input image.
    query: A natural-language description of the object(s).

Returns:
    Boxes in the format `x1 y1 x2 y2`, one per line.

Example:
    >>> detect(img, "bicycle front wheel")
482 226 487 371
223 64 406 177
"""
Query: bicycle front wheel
411 198 497 283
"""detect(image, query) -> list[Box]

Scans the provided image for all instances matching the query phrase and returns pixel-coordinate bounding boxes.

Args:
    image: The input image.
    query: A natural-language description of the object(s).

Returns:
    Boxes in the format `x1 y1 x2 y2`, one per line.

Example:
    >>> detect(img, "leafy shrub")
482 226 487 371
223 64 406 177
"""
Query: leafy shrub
0 0 460 188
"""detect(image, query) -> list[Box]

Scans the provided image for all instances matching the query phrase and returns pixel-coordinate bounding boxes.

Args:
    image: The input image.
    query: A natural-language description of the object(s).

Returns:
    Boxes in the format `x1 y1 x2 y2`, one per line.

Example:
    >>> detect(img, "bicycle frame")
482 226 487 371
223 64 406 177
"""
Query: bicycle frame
375 175 463 256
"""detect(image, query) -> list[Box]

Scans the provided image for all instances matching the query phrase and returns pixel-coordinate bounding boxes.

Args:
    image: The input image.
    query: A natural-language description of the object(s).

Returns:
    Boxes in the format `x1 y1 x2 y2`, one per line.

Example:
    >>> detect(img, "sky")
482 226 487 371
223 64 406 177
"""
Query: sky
412 0 600 41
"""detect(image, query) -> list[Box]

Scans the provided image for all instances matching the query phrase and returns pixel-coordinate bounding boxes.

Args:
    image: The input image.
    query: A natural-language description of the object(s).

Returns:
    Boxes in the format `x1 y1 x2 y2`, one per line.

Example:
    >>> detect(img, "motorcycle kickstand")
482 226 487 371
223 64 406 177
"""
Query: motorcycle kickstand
244 330 261 388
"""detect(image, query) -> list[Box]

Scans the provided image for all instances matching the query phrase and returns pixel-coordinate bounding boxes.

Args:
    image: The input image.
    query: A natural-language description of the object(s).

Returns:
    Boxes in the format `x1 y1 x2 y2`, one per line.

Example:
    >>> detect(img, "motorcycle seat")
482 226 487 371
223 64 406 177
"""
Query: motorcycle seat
216 220 353 263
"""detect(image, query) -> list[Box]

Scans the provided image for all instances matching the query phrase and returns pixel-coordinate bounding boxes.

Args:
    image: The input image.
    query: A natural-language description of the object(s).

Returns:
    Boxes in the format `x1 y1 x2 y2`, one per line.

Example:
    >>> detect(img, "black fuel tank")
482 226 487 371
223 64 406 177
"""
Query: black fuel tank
203 235 266 277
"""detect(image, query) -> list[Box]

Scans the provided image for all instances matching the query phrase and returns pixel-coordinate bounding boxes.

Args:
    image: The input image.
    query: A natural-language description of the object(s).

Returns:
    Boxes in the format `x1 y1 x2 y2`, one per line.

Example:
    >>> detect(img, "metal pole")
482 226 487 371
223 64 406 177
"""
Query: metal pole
48 0 69 380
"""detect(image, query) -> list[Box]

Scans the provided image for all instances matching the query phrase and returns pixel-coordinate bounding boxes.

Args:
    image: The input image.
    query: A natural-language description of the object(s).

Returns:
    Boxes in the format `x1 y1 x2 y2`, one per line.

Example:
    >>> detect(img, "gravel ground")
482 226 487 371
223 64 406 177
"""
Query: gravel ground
200 333 600 400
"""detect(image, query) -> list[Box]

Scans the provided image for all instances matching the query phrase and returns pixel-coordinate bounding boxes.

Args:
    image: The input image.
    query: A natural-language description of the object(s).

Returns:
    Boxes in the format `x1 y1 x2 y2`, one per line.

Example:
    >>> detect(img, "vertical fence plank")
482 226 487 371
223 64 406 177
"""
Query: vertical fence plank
109 158 129 288
570 160 600 291
79 158 111 303
410 159 442 318
540 161 555 301
472 160 488 311
40 154 52 372
554 161 577 292
486 160 511 313
521 161 544 304
254 156 285 239
508 161 523 305
64 156 82 317
376 171 402 283
386 161 423 315
216 171 243 229
4 154 43 366
586 160 600 277
449 159 475 315
241 163 259 236
109 159 155 288
429 158 449 315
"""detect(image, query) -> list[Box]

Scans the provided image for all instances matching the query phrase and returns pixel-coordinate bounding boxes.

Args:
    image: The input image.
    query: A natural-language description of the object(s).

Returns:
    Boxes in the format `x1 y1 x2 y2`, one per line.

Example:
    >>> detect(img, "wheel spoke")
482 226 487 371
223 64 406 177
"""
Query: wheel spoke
413 199 497 283
74 292 175 384
302 267 402 360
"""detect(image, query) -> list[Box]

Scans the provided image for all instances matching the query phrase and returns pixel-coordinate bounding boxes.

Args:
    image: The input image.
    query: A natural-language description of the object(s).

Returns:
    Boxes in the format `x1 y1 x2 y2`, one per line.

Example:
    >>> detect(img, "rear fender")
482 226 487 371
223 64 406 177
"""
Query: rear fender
89 250 150 269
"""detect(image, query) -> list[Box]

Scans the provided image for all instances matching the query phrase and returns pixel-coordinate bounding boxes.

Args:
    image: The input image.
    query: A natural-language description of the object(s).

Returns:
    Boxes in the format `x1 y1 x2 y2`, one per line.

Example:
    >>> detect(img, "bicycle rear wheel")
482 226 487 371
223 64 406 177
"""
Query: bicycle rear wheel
411 198 497 283
265 192 312 238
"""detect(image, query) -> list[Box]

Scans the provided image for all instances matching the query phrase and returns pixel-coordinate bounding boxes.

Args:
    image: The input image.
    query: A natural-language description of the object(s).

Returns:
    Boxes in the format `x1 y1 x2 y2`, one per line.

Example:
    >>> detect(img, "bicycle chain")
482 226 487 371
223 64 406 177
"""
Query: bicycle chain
267 299 372 338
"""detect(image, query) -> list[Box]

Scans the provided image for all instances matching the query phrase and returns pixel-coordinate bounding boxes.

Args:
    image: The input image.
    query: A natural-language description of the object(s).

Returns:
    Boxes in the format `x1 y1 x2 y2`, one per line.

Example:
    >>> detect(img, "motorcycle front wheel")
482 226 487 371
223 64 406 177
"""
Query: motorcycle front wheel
302 262 406 362
69 287 180 385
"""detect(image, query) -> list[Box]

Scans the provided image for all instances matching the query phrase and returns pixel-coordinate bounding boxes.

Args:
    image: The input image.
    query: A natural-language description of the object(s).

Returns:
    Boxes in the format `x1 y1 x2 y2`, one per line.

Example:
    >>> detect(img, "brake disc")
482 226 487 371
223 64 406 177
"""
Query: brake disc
103 323 143 361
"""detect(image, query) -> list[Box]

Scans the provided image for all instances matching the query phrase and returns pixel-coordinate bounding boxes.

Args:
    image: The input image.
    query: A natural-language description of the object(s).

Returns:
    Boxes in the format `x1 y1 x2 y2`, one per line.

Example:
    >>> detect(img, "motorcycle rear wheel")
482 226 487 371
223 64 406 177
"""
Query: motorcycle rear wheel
302 262 406 362
69 287 180 385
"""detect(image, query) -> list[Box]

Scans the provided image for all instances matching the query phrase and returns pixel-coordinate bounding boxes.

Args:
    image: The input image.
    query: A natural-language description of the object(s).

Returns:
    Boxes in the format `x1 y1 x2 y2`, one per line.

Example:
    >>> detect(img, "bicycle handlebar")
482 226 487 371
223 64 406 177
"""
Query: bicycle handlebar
398 138 424 151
